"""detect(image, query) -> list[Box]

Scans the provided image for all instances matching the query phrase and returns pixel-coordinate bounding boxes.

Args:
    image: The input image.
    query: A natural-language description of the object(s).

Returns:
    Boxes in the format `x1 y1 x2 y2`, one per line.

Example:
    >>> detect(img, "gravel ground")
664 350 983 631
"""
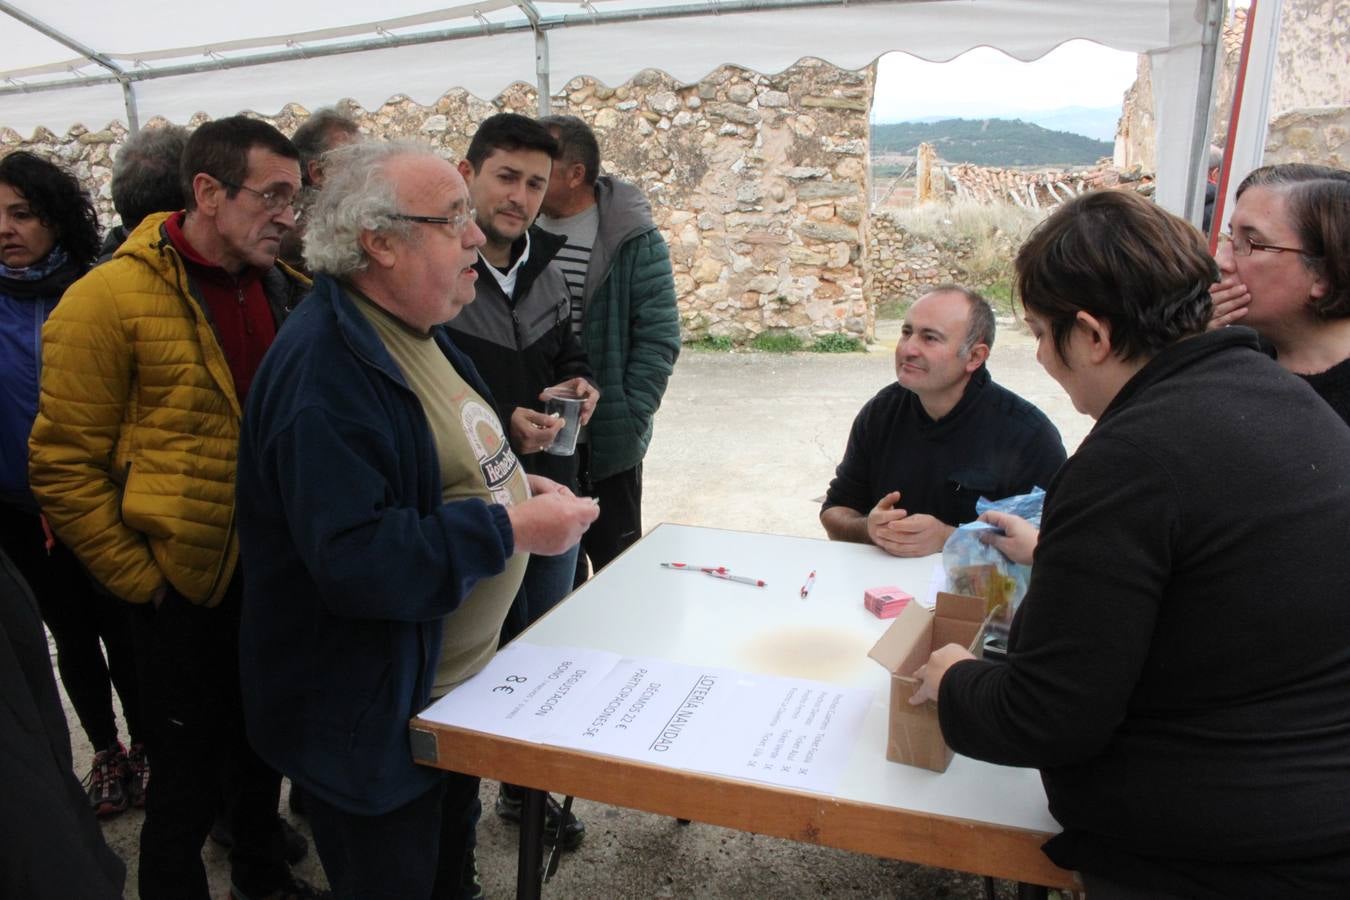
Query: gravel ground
60 319 1089 898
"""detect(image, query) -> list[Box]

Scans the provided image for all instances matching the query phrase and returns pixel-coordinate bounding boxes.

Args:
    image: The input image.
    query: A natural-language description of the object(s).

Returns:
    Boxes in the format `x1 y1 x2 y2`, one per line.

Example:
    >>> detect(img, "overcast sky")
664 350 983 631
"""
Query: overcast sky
871 40 1140 122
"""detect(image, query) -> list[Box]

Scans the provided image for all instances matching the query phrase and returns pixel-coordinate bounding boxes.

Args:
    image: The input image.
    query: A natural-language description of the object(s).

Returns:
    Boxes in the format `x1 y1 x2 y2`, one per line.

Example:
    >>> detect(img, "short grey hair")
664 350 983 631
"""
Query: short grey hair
292 107 361 186
112 124 190 230
928 284 996 357
302 140 432 276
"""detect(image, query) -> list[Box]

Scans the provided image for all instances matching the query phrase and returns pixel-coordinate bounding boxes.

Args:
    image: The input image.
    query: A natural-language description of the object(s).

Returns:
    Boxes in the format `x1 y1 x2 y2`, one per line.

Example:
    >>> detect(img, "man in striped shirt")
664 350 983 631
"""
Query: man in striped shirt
537 115 681 584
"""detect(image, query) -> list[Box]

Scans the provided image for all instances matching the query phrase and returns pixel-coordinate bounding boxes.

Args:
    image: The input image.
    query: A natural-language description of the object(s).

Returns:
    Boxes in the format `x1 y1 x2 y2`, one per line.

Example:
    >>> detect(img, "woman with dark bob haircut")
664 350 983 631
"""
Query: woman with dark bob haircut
1 150 149 818
1210 164 1350 424
909 190 1350 898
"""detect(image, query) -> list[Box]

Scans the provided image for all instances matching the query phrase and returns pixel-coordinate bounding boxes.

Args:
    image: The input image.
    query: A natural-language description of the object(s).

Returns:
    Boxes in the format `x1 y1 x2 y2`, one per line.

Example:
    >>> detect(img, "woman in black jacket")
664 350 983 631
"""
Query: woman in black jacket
910 189 1350 898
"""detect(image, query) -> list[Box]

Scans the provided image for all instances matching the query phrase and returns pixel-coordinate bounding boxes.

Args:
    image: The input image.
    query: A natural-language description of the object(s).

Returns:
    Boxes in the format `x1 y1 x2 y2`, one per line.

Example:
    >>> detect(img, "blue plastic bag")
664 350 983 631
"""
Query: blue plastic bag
941 487 1046 640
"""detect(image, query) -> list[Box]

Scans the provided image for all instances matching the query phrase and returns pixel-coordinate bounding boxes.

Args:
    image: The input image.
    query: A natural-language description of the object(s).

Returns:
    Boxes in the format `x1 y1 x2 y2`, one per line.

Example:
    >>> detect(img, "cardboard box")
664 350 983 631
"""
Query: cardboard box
867 591 988 772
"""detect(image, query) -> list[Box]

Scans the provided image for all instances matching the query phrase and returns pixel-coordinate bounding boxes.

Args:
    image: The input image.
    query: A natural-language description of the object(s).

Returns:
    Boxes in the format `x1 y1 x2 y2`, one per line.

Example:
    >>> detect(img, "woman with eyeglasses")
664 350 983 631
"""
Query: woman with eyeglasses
0 150 149 818
1210 163 1350 424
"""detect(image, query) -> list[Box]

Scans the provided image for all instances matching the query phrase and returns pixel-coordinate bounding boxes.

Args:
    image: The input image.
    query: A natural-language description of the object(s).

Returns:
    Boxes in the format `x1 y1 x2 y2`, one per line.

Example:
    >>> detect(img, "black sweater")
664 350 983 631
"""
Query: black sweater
1301 353 1350 427
939 329 1350 897
823 366 1065 525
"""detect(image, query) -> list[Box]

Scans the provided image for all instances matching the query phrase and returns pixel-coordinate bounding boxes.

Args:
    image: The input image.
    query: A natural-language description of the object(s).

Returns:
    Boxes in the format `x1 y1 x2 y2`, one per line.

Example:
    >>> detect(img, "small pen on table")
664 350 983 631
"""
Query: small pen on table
800 570 816 599
707 570 766 588
660 562 727 574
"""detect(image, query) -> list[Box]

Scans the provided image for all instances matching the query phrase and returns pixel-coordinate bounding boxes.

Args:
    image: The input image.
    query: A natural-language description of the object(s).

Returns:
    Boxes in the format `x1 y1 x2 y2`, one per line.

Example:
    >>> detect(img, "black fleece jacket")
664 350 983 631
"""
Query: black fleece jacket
447 227 594 487
823 366 1065 525
939 328 1350 898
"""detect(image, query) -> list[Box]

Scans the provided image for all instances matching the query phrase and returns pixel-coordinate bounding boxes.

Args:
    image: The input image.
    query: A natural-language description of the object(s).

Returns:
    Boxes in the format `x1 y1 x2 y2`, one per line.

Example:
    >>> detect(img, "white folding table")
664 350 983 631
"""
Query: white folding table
411 523 1076 897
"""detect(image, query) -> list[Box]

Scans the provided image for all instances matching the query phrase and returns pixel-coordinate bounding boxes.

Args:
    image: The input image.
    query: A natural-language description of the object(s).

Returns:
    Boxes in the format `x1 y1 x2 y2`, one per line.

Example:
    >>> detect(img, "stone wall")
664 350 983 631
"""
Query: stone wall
1265 106 1349 167
865 210 1022 310
1269 0 1349 115
1115 52 1155 170
866 213 973 308
1 58 874 343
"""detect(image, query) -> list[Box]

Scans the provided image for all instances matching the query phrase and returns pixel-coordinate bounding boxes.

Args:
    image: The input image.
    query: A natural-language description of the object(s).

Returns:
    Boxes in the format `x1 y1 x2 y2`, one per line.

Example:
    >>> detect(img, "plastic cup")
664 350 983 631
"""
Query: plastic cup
542 388 584 456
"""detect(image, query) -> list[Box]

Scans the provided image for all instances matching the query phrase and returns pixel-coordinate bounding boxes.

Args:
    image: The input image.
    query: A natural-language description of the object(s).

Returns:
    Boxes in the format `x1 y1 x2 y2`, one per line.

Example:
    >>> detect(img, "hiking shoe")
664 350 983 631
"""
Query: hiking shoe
495 783 585 851
210 815 310 866
84 744 130 818
228 873 330 900
125 742 150 808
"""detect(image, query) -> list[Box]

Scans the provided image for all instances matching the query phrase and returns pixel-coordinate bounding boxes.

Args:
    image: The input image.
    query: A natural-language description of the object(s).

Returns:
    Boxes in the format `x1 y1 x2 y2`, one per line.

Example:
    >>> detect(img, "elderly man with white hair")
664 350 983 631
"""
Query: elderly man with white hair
236 140 599 899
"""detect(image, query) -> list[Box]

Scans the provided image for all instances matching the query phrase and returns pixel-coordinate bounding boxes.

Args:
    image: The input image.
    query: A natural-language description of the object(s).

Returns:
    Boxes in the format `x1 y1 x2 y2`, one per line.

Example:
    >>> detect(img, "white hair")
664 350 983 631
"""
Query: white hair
302 140 441 276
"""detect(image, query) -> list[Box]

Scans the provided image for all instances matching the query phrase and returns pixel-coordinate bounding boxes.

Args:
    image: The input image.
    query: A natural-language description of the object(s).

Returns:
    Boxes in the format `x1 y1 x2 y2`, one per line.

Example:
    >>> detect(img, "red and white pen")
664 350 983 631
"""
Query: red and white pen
660 562 728 574
707 570 766 588
800 570 816 599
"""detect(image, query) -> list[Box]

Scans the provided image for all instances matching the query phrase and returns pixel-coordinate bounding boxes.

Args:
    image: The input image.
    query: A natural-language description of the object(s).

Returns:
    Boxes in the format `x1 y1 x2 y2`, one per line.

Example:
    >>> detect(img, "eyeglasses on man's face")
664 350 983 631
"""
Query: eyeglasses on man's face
391 207 478 237
1218 231 1310 257
218 178 297 215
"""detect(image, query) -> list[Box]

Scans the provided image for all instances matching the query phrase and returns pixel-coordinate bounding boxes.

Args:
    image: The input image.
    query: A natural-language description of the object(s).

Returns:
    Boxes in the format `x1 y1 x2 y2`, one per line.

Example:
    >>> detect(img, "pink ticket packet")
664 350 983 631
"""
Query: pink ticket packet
864 585 913 619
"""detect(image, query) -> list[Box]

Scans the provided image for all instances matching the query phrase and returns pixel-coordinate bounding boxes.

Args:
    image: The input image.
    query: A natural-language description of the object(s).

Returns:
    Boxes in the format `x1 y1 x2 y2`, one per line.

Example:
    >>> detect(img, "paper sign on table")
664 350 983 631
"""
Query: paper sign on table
420 641 872 794
420 642 620 742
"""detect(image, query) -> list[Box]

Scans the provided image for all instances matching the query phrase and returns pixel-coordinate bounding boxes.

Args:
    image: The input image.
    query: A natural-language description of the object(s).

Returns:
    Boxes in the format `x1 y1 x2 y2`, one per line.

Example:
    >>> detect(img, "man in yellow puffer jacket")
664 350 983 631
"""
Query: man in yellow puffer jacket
28 116 319 900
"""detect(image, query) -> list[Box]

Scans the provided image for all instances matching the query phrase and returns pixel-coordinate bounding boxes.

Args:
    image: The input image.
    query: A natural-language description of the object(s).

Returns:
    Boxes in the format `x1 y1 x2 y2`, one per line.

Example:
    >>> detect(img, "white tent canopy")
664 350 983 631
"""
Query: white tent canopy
1 0 1224 217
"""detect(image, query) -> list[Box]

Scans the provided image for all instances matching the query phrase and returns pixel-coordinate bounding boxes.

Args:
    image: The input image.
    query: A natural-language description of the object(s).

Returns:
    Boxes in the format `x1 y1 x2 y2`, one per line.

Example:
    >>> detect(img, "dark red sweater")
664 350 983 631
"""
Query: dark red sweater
165 212 276 403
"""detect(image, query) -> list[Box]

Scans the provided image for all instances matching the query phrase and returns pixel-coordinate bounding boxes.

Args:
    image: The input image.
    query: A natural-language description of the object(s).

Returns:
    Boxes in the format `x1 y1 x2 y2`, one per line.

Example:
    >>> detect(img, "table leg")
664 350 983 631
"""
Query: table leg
1015 883 1050 900
515 788 547 900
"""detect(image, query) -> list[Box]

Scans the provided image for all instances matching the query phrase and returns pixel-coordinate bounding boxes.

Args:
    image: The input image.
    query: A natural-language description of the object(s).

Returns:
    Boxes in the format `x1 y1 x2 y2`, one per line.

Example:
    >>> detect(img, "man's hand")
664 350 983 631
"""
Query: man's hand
507 491 600 557
886 513 954 557
867 492 953 557
978 510 1039 566
541 378 600 426
866 491 911 554
510 407 564 455
526 474 568 496
908 643 976 706
1208 273 1250 330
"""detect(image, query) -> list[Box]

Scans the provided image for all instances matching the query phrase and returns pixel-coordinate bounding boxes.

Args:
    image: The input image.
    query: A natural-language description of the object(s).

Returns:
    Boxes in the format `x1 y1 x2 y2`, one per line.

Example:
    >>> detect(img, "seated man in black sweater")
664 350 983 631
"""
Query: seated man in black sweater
820 285 1065 556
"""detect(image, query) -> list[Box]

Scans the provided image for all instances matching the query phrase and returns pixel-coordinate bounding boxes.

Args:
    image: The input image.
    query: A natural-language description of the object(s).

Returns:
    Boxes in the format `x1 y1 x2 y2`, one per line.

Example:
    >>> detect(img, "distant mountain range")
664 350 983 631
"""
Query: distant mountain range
1018 106 1122 143
879 105 1121 142
871 118 1115 167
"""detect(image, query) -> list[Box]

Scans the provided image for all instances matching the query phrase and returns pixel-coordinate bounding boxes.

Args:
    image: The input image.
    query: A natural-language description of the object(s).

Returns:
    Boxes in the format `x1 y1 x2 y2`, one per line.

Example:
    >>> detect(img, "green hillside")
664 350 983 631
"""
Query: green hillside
871 118 1113 167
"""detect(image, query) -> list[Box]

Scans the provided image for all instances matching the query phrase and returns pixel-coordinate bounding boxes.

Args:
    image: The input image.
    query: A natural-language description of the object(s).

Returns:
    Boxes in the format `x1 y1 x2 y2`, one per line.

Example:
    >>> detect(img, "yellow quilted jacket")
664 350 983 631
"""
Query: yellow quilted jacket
28 212 309 606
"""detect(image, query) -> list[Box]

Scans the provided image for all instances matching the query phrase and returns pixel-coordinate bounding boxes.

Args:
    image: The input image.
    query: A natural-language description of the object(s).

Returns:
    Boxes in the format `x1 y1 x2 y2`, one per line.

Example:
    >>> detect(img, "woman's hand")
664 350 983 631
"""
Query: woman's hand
978 510 1039 566
908 643 976 706
1208 273 1251 329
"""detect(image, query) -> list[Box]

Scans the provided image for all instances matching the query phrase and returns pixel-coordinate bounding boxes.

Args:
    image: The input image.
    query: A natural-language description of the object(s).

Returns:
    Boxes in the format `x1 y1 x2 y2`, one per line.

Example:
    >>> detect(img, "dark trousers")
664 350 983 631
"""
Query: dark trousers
573 451 643 585
306 772 481 900
0 505 143 752
501 544 581 645
1080 873 1194 900
130 577 289 900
